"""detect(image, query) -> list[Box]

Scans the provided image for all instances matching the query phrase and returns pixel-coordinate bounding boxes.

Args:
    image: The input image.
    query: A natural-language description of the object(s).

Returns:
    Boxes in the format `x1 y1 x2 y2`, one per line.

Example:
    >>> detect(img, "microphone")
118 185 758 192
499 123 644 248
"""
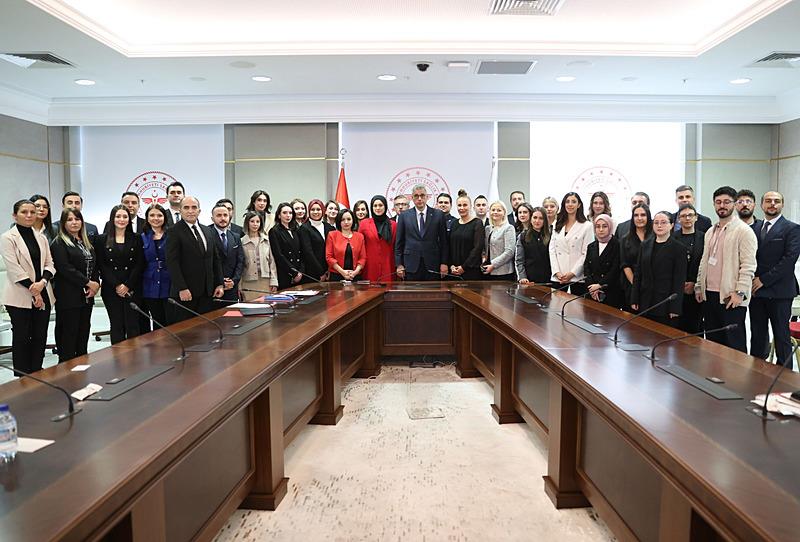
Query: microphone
212 298 238 304
644 324 737 363
241 288 294 304
166 298 224 344
609 293 679 345
746 342 800 420
129 302 187 362
541 281 583 303
561 286 606 319
369 270 398 285
427 269 470 284
0 364 82 422
289 267 330 294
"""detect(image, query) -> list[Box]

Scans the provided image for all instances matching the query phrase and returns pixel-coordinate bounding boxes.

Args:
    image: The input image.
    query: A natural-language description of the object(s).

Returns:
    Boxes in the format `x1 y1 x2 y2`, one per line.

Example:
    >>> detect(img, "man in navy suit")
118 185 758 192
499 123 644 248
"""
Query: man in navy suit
750 191 800 367
395 184 449 281
211 202 244 302
52 191 99 240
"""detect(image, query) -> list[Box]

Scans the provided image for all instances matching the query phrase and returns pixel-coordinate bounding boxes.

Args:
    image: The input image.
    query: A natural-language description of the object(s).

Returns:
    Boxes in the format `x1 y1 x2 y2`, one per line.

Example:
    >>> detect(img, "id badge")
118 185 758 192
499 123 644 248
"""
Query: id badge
708 256 718 266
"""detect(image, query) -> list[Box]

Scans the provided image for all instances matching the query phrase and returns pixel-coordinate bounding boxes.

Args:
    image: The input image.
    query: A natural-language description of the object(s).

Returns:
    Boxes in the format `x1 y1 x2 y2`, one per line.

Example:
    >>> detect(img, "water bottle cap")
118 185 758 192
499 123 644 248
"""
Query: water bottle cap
0 404 8 412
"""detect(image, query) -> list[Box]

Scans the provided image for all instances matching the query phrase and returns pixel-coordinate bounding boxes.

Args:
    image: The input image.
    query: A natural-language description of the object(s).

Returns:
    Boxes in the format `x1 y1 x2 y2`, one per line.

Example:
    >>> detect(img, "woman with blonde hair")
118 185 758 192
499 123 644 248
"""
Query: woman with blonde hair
449 189 485 280
482 200 516 281
542 196 559 232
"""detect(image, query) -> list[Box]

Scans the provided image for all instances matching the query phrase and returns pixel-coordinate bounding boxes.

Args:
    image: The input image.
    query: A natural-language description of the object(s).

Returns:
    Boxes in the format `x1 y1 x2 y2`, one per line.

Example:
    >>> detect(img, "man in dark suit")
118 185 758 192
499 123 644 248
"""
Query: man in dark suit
103 192 146 235
216 198 244 238
395 184 449 281
615 191 649 239
749 191 800 367
52 191 99 241
436 193 457 233
165 196 224 321
507 191 525 226
164 181 185 228
390 194 409 222
211 202 244 302
673 185 712 233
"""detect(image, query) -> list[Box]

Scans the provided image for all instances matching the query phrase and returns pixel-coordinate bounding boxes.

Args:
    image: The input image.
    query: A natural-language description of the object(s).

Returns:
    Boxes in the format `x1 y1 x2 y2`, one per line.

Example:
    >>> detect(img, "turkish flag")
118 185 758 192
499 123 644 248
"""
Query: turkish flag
335 166 350 209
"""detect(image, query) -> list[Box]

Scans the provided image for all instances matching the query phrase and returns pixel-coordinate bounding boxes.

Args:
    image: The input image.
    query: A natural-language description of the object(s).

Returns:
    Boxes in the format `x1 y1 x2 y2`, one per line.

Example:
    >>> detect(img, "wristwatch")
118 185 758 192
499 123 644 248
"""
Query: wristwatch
735 290 747 300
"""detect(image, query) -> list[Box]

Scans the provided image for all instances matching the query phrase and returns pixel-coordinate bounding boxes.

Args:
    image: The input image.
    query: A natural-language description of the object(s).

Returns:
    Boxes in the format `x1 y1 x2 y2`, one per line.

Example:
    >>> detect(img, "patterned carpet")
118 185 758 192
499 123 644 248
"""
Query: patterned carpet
214 364 615 542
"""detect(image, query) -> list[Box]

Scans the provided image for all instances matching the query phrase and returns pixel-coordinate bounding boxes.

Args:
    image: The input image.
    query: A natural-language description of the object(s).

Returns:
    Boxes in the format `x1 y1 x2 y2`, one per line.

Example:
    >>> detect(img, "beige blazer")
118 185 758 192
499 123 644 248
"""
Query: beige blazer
695 217 757 306
1 225 56 308
548 220 593 282
241 233 278 287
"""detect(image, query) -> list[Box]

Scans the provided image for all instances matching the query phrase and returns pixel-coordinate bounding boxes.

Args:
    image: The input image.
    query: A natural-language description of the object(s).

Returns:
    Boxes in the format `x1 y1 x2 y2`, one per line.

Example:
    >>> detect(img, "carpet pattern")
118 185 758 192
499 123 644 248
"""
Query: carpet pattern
214 364 616 541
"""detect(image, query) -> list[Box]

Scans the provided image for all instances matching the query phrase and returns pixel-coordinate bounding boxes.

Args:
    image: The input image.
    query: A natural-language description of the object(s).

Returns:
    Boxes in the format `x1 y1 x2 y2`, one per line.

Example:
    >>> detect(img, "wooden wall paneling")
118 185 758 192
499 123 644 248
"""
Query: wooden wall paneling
241 382 288 511
543 380 590 509
313 337 344 425
382 292 454 355
491 335 523 424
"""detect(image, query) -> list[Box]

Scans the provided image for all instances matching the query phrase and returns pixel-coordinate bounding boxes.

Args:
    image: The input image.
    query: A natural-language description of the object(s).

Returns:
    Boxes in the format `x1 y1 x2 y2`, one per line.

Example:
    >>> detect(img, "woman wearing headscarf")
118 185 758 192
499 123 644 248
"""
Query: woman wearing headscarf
583 214 622 308
359 195 397 283
299 198 334 281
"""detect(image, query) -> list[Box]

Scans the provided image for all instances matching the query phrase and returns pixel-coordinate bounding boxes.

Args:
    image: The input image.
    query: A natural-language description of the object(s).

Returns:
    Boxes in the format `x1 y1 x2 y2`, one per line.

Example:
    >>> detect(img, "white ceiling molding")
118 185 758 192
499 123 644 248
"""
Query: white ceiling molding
0 85 49 124
43 93 787 127
25 0 793 58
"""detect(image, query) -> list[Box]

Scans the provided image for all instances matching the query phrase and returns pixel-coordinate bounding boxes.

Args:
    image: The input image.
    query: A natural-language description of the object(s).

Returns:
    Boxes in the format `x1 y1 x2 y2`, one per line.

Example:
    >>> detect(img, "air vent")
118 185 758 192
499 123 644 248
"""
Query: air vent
0 52 74 69
750 52 800 68
477 60 536 75
489 0 566 16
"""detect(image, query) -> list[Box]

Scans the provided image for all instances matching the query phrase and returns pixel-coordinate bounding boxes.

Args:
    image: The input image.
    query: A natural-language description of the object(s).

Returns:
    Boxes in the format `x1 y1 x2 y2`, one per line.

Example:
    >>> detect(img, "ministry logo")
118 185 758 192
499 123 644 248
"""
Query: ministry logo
126 171 176 218
386 167 450 208
571 166 631 217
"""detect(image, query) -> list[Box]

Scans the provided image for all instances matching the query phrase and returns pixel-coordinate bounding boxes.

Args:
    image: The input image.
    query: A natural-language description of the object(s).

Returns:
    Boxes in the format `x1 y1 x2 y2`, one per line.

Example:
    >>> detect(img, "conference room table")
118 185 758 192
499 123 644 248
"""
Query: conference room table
0 282 798 542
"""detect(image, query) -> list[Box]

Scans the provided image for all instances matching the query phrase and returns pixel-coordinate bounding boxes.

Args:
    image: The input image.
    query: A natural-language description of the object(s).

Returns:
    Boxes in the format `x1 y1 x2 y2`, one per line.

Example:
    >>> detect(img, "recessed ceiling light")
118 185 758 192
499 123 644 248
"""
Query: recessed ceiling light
730 77 751 85
230 61 256 69
447 61 471 69
555 75 576 82
621 76 638 82
377 74 397 81
189 76 207 82
74 79 95 86
567 60 593 67
251 75 272 82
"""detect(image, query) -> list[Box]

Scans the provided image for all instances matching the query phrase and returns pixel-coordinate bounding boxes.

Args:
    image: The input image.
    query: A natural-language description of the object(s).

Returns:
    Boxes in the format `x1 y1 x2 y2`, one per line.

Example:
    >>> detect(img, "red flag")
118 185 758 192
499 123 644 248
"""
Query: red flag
335 165 350 209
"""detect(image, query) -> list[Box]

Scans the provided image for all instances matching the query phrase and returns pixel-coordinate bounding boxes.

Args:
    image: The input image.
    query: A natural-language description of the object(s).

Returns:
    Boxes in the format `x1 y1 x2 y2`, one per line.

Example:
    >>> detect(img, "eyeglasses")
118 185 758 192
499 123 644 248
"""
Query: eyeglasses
652 220 671 226
714 199 734 206
678 213 696 220
736 199 754 205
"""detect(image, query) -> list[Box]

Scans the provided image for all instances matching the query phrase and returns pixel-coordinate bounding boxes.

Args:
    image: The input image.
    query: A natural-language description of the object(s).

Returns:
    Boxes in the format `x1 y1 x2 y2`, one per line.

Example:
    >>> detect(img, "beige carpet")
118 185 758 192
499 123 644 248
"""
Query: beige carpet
214 364 616 542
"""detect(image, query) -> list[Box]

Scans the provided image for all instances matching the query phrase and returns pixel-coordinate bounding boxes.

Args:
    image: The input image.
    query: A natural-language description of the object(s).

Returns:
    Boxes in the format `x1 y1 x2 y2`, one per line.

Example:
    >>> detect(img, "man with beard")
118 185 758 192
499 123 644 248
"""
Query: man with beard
749 191 800 367
695 186 757 352
735 189 757 226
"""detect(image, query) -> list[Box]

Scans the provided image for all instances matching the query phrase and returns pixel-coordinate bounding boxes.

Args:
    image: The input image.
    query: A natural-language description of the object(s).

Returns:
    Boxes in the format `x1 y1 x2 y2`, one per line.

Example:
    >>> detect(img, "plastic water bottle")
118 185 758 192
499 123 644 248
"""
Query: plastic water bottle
0 404 18 462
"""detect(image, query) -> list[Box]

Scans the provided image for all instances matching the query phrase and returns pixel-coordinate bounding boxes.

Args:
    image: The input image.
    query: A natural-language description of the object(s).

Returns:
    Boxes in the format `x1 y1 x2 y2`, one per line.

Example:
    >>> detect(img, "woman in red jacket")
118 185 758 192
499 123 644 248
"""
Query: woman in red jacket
325 208 366 281
359 195 396 283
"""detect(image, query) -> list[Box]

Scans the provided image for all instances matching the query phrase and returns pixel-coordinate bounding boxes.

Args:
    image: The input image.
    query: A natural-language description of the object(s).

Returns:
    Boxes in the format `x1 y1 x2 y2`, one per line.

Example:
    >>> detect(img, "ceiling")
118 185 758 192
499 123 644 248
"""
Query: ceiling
1 0 799 125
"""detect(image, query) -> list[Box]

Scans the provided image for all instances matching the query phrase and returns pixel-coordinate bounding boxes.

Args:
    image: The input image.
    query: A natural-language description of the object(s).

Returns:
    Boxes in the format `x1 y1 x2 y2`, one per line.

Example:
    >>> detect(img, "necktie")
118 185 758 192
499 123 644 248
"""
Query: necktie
418 212 425 234
220 231 228 251
192 225 205 253
174 212 180 224
761 221 770 241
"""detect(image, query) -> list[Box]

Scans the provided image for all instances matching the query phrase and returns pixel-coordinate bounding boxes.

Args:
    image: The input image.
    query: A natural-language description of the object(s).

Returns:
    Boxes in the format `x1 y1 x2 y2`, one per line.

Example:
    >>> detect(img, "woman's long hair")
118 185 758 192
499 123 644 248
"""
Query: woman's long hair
29 194 53 233
142 203 167 235
106 204 133 248
246 190 272 214
586 191 612 221
554 192 586 233
626 203 653 243
525 205 551 246
57 208 92 250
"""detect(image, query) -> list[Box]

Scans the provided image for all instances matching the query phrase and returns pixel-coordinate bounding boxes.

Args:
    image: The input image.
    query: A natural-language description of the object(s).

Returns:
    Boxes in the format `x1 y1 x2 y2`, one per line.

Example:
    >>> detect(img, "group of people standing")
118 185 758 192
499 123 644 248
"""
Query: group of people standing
2 180 797 375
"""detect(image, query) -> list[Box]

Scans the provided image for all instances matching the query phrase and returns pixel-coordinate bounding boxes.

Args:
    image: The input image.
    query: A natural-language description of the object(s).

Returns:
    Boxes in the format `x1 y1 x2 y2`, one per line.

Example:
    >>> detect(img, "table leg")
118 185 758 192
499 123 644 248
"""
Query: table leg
543 381 589 509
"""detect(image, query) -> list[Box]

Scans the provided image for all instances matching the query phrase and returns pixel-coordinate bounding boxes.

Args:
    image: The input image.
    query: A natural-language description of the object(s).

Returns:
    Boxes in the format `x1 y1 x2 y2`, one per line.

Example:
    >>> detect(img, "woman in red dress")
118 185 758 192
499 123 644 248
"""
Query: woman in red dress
359 195 396 283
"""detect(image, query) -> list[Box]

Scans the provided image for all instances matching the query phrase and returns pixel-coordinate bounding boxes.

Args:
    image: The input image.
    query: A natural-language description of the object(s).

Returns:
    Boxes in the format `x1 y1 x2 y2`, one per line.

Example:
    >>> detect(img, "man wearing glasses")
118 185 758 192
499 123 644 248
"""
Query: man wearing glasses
735 189 757 226
673 185 712 233
749 191 800 368
395 184 449 281
695 186 757 352
672 203 706 333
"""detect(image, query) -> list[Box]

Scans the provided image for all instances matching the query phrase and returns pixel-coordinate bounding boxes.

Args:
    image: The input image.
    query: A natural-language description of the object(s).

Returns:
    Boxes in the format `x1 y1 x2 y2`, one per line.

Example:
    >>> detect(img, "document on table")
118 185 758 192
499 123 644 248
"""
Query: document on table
283 290 319 297
17 437 55 453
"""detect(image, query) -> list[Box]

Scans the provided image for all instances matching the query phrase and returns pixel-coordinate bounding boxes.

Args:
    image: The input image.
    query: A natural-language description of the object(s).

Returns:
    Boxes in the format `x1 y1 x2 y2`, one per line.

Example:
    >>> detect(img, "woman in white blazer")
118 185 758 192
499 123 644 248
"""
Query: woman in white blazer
1 199 56 374
549 192 593 295
482 201 516 280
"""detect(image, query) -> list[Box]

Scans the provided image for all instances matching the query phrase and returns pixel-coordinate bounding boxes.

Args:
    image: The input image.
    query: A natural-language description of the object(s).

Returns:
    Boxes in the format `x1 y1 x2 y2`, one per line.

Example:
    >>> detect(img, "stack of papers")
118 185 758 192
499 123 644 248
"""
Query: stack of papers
282 290 319 297
751 392 800 417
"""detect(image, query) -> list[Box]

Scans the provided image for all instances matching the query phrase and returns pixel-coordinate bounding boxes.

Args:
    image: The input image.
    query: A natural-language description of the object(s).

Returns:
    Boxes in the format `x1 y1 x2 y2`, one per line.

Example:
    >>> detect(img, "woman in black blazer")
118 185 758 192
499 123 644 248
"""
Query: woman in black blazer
269 202 305 290
583 214 622 308
631 211 687 328
620 203 652 312
299 198 334 282
51 209 100 363
95 205 144 344
671 203 705 333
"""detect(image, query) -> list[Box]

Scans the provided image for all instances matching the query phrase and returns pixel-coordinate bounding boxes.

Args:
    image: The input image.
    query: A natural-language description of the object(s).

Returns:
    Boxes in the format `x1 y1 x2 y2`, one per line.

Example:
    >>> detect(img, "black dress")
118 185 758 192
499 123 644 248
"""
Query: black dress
583 237 622 308
269 225 304 290
631 236 686 328
448 218 484 280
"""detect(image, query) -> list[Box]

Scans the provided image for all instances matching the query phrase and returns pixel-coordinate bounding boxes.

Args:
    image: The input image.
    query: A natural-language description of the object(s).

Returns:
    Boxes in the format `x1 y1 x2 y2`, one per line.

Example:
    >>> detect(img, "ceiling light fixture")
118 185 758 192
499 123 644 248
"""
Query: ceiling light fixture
251 75 272 82
377 74 397 81
555 75 576 82
730 77 751 84
447 61 471 69
74 79 95 86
